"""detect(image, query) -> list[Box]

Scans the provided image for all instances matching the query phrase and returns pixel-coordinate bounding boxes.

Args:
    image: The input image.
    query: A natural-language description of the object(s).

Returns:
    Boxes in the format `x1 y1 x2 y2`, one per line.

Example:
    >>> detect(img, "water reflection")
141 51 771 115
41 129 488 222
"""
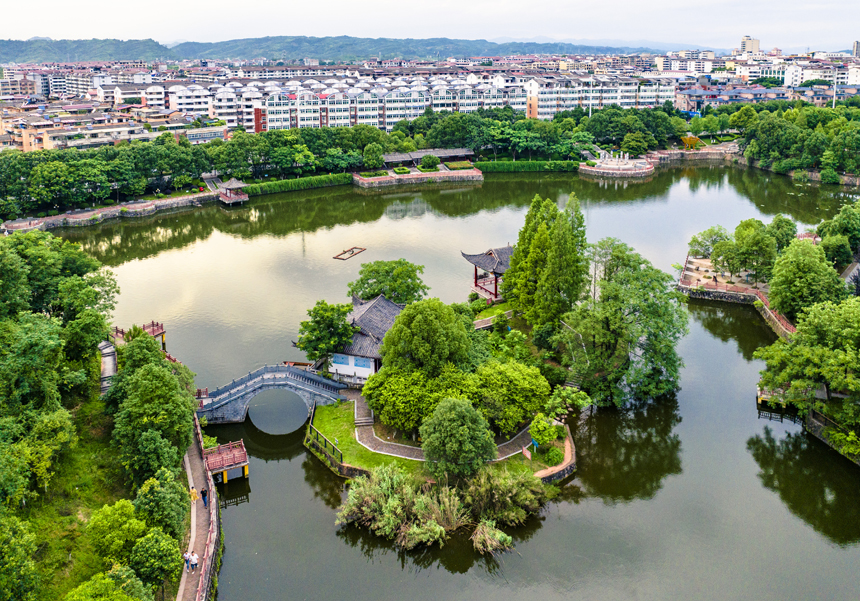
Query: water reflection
687 300 777 361
569 395 683 504
747 427 860 546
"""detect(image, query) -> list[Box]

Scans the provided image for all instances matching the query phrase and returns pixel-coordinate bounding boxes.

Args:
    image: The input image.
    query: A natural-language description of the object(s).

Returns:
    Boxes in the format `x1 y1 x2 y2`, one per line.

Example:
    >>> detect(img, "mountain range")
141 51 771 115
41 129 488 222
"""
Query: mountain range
0 35 664 63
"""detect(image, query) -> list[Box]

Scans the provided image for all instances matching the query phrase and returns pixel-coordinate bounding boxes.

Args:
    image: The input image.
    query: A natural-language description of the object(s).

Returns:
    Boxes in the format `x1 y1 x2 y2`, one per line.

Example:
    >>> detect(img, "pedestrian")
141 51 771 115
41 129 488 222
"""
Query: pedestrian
183 550 191 572
201 488 208 508
190 551 199 573
190 486 199 505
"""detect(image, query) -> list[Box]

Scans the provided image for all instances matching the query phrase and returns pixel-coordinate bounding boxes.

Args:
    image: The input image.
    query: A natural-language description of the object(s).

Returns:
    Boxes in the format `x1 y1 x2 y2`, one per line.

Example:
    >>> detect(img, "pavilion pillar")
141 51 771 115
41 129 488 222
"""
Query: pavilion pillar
494 275 498 298
243 465 249 478
474 265 478 287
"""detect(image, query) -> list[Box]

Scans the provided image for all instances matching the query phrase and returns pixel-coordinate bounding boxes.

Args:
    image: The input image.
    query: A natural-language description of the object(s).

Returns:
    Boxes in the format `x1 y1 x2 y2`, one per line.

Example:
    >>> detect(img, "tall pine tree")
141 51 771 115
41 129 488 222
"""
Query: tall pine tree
531 196 589 326
503 196 559 312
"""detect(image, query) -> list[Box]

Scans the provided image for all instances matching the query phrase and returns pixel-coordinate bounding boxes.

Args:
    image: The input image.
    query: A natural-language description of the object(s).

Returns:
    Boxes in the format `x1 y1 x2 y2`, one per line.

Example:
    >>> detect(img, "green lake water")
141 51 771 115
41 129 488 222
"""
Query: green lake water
60 167 860 600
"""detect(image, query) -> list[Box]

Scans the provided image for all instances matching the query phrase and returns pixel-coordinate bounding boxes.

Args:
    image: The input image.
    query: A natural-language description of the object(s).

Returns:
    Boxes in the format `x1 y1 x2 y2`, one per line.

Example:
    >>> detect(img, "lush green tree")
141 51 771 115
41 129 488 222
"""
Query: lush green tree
531 196 589 326
113 363 194 470
734 218 777 284
133 468 186 539
729 105 758 133
529 413 561 446
87 500 149 564
821 234 853 267
502 195 557 307
768 239 848 321
20 407 77 491
126 429 180 487
105 565 153 601
688 225 732 258
765 214 798 252
380 299 470 376
755 297 860 420
295 300 358 368
346 259 429 304
129 528 183 588
711 240 743 280
0 441 31 506
817 203 860 251
64 574 136 601
362 143 384 170
474 360 549 434
0 246 30 318
0 514 39 601
620 132 649 156
419 154 440 169
420 398 497 479
553 239 689 405
0 312 64 415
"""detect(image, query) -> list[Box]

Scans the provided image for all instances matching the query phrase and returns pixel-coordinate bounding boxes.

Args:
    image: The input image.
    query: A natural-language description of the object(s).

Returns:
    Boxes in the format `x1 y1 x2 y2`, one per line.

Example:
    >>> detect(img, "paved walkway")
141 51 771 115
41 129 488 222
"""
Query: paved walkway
349 393 532 462
176 447 211 601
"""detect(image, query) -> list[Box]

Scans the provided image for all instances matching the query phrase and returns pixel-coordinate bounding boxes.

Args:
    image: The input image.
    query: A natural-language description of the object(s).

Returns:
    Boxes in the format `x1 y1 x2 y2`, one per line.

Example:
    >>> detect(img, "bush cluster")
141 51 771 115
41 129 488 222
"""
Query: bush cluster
474 160 579 173
393 166 411 175
243 172 353 196
444 161 473 170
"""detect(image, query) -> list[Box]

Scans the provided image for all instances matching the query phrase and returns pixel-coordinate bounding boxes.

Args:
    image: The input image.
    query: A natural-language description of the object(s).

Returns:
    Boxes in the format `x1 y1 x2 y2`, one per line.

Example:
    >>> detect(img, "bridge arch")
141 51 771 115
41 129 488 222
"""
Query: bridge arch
197 364 347 425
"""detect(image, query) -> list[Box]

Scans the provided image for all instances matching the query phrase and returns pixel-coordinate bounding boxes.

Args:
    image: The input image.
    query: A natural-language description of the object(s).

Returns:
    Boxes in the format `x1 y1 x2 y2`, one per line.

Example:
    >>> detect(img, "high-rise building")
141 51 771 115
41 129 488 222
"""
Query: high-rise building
740 36 760 54
853 41 860 57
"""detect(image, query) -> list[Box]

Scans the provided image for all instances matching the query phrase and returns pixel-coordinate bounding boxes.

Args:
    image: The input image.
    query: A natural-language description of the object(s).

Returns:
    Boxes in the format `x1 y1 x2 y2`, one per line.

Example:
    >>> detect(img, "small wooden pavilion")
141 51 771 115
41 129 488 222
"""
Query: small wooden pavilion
461 245 512 301
218 178 249 205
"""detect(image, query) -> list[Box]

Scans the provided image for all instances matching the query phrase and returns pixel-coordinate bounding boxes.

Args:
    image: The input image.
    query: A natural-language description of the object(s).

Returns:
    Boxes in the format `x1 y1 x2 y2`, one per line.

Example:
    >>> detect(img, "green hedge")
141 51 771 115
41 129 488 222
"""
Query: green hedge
359 171 389 178
393 167 411 175
445 161 473 170
416 166 439 173
474 161 579 173
244 173 353 197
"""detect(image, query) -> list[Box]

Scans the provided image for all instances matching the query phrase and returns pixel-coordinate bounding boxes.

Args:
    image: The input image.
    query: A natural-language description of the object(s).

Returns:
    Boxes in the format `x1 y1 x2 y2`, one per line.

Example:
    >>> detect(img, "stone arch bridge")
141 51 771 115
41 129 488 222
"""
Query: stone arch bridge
196 364 348 425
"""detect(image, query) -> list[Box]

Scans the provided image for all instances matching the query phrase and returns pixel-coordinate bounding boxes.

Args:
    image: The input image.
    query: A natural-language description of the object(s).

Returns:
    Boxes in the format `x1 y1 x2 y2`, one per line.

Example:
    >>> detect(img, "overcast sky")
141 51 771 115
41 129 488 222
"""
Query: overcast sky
6 0 859 51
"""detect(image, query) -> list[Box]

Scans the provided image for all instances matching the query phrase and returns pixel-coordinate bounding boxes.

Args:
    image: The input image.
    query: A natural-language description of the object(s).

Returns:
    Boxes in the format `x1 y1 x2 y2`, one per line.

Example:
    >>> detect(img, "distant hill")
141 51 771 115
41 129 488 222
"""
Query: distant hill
169 36 663 60
0 38 170 63
0 35 662 64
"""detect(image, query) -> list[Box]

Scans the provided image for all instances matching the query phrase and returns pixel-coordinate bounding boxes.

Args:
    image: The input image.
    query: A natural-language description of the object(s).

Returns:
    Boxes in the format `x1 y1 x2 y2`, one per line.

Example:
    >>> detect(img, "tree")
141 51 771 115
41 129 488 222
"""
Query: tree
363 143 384 170
531 195 589 326
553 240 689 405
817 203 860 251
765 214 797 252
87 500 149 564
0 246 30 318
529 413 560 446
729 105 758 134
113 363 194 471
755 297 860 411
0 513 39 601
126 429 180 487
821 235 853 267
64 574 136 601
474 360 550 434
768 239 848 321
420 398 497 479
295 301 358 369
105 565 153 601
346 259 429 305
711 240 743 280
419 154 440 169
133 468 187 539
501 195 558 307
689 116 704 137
380 299 470 376
620 132 649 156
129 529 183 588
688 225 732 258
734 218 777 284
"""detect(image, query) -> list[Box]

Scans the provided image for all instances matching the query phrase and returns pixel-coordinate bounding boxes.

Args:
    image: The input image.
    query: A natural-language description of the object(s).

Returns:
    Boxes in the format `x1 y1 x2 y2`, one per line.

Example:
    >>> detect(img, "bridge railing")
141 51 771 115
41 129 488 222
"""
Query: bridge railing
207 364 347 400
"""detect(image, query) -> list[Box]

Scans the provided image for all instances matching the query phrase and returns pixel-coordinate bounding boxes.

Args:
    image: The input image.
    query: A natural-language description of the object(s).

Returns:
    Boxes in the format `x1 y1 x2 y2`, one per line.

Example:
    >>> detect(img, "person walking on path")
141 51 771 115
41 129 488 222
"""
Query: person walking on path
183 550 191 572
201 488 208 508
190 486 199 505
190 552 199 574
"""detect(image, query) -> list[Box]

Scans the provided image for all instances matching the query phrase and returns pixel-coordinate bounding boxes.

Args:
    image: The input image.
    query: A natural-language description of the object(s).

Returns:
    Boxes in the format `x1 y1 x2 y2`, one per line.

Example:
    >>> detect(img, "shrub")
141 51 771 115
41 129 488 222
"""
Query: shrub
470 519 513 555
820 168 842 184
420 398 497 479
420 154 440 169
586 160 597 167
468 291 480 302
416 166 439 172
793 170 811 182
245 173 352 196
538 363 569 389
473 161 578 173
532 323 556 351
445 161 473 170
540 446 565 466
36 212 46 218
529 413 559 446
6 214 17 220
393 166 411 175
463 469 554 526
48 209 59 216
821 234 853 267
359 171 389 178
120 208 129 213
470 299 489 314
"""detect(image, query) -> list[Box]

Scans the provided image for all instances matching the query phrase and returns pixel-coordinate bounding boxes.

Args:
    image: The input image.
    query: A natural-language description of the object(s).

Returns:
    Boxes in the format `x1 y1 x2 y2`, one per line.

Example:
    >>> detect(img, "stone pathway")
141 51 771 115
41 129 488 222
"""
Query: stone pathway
176 447 211 601
349 393 532 462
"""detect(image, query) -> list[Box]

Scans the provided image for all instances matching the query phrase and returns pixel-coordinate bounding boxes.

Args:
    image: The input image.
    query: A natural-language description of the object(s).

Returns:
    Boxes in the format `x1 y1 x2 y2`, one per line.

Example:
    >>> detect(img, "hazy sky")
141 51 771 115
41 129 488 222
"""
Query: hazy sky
6 0 859 51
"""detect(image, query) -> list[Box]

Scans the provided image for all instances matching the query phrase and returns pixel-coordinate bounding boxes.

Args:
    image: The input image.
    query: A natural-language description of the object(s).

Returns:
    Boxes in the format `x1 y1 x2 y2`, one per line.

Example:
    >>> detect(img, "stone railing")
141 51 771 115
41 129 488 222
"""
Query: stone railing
353 169 483 188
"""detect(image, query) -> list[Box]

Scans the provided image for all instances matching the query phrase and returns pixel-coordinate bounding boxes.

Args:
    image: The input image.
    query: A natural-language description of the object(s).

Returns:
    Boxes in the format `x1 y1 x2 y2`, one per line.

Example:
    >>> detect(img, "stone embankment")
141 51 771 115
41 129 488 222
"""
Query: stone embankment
2 191 217 233
353 168 483 188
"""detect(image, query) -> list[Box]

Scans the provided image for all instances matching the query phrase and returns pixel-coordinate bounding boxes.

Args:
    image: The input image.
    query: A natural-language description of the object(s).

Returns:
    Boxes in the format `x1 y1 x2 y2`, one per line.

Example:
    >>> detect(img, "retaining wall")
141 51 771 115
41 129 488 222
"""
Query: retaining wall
678 286 794 340
578 163 655 179
353 169 483 188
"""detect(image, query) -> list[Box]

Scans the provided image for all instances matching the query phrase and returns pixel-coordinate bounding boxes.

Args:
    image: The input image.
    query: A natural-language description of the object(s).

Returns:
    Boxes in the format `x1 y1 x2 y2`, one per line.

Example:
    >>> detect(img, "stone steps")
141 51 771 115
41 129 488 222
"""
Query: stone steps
354 417 375 426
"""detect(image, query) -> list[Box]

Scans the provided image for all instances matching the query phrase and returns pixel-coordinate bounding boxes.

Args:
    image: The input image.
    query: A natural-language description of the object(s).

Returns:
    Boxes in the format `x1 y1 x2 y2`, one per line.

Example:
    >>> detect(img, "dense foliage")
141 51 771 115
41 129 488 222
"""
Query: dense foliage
346 259 429 305
420 398 497 478
768 239 848 321
295 300 359 368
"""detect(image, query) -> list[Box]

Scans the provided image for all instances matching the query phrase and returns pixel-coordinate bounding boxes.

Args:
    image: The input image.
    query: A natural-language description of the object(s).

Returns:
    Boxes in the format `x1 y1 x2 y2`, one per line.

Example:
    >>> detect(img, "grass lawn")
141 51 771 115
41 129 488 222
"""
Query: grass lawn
311 401 430 478
476 301 511 320
17 395 130 601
